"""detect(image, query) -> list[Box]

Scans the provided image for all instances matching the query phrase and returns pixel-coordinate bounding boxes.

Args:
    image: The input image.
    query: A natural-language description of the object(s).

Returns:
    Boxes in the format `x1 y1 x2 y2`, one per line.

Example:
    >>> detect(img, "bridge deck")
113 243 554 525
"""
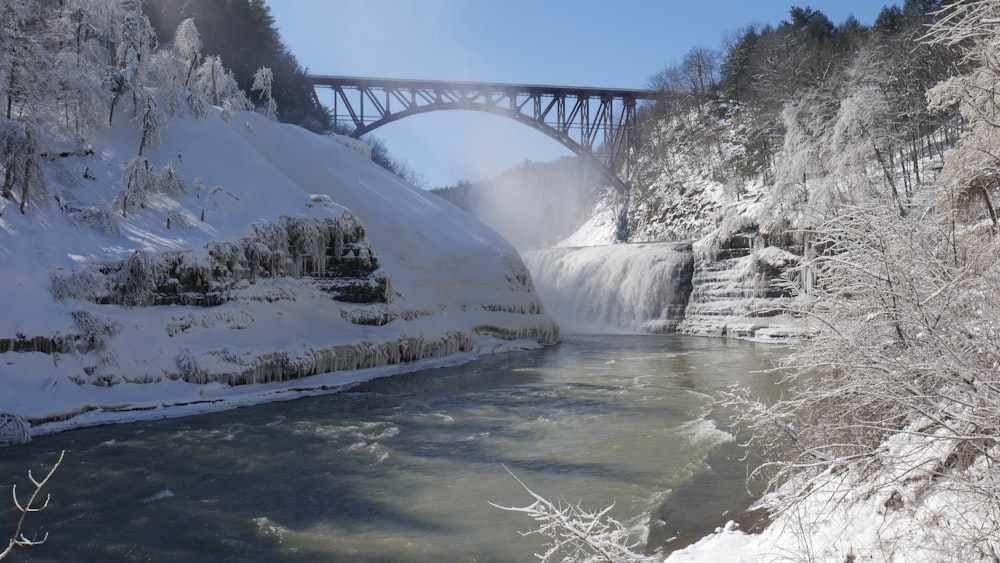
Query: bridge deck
307 75 658 100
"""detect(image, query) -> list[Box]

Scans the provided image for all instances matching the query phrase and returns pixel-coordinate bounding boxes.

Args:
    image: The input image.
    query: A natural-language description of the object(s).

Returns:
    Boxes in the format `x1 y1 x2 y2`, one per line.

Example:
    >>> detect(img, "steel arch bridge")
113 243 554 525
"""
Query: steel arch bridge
307 75 656 197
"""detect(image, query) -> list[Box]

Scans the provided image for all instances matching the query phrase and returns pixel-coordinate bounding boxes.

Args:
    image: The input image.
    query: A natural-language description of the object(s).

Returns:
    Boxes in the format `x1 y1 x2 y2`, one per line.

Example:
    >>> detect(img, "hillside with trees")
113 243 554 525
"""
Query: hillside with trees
0 0 557 453
141 0 331 132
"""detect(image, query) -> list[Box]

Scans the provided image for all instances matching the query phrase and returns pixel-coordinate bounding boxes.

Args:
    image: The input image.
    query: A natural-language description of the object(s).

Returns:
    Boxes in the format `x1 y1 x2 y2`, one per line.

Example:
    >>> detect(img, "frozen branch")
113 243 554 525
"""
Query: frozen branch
0 450 64 560
489 465 653 563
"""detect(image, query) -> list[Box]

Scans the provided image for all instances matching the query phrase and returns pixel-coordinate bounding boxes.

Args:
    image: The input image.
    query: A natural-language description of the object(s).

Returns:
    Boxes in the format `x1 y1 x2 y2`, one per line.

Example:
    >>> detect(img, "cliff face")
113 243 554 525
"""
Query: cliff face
677 226 805 341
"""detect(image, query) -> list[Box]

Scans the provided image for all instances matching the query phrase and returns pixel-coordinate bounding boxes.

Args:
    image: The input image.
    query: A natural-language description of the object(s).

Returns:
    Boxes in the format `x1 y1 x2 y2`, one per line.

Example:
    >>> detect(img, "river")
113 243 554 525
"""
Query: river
0 334 782 562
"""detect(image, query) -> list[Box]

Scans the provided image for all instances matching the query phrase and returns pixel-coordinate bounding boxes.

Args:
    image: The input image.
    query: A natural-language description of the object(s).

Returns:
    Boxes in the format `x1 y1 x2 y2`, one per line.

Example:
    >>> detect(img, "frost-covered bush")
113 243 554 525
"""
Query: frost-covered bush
175 350 207 383
158 161 187 195
166 210 194 229
51 264 110 302
0 413 30 447
116 249 165 306
727 194 1000 558
71 310 122 352
66 200 124 237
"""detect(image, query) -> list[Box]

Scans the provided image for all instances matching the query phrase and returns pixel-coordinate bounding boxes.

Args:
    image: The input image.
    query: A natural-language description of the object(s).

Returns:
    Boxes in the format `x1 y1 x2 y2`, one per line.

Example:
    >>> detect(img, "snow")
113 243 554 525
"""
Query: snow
0 103 557 436
665 428 1000 562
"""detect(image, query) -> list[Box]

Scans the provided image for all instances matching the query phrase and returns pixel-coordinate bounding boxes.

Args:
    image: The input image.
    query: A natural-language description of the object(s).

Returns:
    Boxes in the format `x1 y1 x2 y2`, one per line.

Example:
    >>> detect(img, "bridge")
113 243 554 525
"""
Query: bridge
307 76 656 228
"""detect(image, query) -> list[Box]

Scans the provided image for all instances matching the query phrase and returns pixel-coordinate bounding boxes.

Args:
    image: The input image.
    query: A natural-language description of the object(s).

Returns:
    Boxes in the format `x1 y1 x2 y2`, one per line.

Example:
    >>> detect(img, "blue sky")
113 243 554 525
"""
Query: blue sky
268 1 892 188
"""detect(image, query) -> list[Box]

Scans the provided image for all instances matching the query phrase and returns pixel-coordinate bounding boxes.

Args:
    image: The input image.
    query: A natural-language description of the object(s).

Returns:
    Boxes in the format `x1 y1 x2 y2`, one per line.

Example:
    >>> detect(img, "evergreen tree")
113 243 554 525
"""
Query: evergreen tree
719 26 759 102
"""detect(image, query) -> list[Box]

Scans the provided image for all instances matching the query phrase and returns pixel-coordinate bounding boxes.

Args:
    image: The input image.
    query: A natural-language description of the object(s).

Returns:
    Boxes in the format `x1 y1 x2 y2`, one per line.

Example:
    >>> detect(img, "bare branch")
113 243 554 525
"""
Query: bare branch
1 450 64 560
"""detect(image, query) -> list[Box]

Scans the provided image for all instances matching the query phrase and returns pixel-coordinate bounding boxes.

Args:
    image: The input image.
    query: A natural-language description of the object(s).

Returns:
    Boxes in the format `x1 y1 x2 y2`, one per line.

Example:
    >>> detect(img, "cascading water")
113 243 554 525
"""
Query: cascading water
523 242 694 334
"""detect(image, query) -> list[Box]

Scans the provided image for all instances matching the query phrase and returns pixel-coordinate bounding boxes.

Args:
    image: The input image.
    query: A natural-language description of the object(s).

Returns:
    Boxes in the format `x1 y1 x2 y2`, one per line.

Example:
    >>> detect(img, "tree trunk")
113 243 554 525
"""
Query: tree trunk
977 179 998 231
18 160 29 214
109 91 120 126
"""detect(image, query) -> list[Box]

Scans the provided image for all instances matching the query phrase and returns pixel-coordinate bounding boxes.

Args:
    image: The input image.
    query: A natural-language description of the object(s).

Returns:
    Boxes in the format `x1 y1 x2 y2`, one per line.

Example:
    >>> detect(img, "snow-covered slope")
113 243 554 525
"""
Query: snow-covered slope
0 107 557 438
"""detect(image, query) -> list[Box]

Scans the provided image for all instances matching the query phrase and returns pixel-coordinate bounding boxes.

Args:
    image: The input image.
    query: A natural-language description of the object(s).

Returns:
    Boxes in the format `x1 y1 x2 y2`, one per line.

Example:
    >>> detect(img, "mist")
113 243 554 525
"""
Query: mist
435 156 604 251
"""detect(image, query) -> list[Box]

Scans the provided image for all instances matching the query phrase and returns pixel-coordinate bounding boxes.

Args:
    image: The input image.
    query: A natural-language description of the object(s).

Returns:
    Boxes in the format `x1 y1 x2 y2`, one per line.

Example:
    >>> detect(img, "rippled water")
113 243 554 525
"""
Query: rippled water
0 335 783 562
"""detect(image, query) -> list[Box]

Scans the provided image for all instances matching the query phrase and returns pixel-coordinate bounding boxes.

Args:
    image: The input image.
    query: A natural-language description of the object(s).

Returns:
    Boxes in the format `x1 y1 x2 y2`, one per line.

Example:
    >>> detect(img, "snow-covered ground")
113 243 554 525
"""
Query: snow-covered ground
666 425 1000 562
0 105 557 439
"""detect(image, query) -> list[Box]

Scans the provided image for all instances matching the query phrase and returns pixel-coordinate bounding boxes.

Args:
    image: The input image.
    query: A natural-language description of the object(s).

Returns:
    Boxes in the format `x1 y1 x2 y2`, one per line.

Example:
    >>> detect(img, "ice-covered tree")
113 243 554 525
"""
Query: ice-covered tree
723 3 1000 557
106 4 156 126
251 66 277 120
174 17 201 88
47 0 115 145
0 119 48 214
192 55 251 117
727 195 1000 559
115 155 156 217
926 0 1000 226
0 2 55 121
136 91 163 156
157 160 186 196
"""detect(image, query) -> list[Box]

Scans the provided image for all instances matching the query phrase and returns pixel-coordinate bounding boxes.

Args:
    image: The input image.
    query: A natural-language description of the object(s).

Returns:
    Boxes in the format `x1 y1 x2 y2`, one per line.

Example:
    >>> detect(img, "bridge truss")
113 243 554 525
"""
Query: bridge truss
308 75 655 199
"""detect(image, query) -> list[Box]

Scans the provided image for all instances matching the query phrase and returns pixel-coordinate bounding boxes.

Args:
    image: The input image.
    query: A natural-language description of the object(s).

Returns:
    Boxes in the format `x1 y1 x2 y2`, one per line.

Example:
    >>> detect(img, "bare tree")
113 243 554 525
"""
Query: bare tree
115 155 156 217
174 17 201 89
107 5 155 126
680 46 719 107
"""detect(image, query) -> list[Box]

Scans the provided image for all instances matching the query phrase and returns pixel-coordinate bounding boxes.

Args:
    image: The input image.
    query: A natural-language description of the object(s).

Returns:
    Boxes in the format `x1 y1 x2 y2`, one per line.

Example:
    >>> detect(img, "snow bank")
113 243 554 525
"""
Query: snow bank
0 106 557 436
665 418 1000 562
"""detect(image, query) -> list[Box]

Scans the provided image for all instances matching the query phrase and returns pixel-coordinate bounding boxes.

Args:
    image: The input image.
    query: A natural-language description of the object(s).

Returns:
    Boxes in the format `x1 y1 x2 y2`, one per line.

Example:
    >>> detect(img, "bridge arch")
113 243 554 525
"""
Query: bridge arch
307 76 656 197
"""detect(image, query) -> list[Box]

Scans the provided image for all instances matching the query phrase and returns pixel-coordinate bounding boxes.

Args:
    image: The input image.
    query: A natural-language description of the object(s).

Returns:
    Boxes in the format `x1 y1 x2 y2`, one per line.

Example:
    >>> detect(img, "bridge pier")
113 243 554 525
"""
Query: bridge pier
616 183 631 243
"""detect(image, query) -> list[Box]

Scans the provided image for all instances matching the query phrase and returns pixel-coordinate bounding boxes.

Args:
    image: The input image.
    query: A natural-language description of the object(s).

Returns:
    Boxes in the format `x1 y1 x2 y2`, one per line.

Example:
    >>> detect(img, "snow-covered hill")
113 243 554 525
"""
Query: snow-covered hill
0 105 557 440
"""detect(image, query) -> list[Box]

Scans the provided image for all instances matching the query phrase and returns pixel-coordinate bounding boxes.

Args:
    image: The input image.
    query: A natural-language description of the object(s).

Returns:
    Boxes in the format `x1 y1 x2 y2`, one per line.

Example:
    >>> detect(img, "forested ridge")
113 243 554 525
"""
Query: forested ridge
642 0 961 218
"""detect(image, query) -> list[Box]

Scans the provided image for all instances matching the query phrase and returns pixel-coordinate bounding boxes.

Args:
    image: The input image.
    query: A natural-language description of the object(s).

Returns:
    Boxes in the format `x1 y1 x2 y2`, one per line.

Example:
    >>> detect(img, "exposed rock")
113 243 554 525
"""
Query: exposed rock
51 213 388 308
678 224 806 341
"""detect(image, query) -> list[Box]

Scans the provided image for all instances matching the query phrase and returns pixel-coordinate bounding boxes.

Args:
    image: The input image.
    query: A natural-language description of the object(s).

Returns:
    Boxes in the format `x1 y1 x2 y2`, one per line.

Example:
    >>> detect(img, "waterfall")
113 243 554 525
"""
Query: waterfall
523 243 693 334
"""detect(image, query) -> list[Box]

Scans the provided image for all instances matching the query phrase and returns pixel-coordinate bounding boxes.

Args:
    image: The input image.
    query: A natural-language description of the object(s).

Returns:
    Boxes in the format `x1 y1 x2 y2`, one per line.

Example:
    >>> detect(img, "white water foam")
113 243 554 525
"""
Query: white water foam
524 243 692 334
139 489 175 504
